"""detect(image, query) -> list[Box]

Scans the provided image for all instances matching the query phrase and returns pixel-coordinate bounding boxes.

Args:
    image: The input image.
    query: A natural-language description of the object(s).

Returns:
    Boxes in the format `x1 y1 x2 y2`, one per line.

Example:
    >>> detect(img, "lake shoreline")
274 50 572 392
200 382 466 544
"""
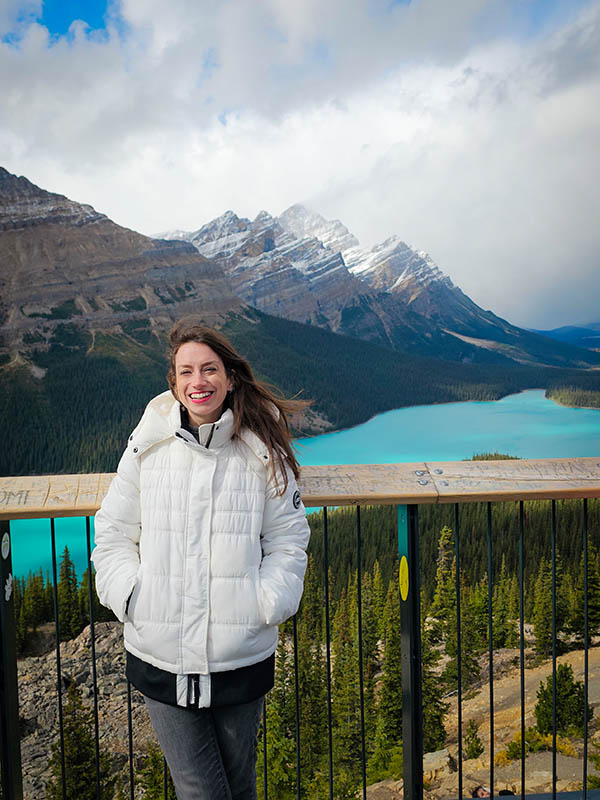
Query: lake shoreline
296 388 600 466
299 386 550 440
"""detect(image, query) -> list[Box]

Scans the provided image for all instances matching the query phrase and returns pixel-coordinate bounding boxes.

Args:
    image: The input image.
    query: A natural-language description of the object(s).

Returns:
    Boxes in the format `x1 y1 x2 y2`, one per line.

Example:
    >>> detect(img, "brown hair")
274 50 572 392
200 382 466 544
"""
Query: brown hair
167 317 310 493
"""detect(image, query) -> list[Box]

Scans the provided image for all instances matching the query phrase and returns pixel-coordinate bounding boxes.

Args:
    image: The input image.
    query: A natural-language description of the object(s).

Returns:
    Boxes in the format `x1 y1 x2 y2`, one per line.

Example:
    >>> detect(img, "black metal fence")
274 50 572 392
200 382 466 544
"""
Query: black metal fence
1 494 598 800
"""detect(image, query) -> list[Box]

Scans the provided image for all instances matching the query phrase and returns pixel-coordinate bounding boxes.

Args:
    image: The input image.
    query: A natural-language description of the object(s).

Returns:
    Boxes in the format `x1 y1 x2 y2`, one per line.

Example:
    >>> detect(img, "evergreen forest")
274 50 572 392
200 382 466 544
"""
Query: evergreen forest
2 310 600 476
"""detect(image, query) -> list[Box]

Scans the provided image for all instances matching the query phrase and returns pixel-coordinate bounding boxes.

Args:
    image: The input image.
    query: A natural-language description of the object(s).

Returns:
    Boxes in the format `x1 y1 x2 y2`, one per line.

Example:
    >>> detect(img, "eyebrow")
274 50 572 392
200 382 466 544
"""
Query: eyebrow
177 360 220 370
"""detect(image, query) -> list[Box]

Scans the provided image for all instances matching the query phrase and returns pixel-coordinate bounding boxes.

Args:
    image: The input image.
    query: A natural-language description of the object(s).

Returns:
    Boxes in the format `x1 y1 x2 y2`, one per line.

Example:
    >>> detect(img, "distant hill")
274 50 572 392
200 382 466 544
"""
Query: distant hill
530 324 600 351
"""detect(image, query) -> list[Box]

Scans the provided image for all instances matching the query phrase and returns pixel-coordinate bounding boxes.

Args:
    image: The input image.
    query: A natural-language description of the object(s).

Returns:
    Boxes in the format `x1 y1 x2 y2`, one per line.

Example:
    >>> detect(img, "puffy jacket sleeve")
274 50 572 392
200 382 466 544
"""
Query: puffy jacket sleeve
257 464 310 626
92 446 142 622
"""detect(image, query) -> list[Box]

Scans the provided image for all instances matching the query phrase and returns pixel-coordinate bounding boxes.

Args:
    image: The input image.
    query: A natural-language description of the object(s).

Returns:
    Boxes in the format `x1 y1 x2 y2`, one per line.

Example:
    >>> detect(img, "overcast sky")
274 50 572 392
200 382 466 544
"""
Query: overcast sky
1 0 599 329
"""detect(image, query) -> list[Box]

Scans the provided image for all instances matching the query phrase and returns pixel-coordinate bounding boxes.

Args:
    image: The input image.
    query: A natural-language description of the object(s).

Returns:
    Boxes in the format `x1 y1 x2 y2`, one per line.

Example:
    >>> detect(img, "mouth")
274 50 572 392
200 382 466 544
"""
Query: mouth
189 391 213 401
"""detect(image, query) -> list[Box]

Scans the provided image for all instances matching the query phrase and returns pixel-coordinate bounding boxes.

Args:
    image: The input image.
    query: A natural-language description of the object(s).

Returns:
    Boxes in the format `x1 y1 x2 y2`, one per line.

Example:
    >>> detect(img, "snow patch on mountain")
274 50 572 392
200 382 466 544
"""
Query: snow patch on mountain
277 204 452 295
278 203 359 254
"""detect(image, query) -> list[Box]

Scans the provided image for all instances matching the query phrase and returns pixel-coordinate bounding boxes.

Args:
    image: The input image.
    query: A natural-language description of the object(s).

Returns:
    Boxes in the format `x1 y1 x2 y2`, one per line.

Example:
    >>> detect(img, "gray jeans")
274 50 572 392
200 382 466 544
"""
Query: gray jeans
144 695 264 800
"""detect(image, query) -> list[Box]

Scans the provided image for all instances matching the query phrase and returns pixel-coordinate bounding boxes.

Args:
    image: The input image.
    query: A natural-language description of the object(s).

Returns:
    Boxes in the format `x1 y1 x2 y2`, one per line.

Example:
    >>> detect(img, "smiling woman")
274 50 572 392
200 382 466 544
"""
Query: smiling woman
172 341 234 426
92 315 311 800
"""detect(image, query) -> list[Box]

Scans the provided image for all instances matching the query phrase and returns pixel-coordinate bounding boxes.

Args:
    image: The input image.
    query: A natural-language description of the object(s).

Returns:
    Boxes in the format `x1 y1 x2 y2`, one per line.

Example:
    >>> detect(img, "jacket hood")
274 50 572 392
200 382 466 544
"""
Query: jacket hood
127 390 270 463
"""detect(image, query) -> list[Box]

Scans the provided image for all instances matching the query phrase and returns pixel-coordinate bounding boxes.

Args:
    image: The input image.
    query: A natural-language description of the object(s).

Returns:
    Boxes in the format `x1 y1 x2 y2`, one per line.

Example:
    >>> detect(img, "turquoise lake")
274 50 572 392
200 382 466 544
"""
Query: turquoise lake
9 390 599 578
295 389 600 464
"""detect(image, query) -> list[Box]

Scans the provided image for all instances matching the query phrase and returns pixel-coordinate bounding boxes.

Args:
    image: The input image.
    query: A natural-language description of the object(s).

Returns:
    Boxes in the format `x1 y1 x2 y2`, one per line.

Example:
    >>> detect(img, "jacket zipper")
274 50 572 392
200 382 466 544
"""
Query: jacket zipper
204 423 216 449
187 674 201 708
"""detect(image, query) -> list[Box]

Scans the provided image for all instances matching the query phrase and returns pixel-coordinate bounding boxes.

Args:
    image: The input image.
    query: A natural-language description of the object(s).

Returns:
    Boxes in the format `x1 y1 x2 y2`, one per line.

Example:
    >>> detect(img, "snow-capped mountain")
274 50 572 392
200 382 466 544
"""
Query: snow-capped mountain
157 203 600 368
156 208 394 347
277 205 450 293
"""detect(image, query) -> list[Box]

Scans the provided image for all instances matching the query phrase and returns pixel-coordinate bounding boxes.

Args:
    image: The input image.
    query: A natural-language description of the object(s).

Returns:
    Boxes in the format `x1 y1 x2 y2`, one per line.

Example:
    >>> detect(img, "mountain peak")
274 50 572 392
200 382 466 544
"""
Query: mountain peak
192 209 250 244
0 165 106 230
278 204 359 253
253 209 275 225
279 203 324 227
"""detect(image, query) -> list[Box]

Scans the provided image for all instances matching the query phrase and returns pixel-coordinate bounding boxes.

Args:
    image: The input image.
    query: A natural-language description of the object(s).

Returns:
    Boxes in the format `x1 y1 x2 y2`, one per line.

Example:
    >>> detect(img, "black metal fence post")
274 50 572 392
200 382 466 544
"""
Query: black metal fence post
398 504 423 800
0 520 24 800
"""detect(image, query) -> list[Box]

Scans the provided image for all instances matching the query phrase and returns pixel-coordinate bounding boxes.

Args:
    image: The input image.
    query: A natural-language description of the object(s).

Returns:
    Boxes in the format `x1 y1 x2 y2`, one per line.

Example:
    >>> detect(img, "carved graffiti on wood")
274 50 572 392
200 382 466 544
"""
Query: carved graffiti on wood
0 489 30 506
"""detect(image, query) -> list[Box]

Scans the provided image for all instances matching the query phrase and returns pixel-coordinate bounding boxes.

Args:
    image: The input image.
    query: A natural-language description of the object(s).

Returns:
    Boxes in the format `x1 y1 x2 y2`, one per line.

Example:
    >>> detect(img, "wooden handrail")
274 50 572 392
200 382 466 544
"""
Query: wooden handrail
1 458 599 520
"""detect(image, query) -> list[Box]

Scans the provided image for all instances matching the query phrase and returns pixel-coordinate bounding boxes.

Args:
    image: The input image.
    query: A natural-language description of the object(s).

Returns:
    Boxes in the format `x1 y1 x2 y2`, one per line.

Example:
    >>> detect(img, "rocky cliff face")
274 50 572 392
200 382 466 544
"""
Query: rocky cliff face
0 167 243 358
18 622 151 799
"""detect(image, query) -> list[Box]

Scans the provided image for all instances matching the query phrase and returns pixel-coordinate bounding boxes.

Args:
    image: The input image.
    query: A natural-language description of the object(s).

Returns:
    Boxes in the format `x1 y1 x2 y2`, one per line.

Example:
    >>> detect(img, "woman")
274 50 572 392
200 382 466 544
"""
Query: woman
93 317 311 799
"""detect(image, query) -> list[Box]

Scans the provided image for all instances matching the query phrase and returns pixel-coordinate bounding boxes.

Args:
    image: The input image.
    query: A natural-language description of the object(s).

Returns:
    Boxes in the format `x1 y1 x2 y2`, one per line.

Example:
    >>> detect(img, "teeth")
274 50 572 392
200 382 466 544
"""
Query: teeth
190 392 212 399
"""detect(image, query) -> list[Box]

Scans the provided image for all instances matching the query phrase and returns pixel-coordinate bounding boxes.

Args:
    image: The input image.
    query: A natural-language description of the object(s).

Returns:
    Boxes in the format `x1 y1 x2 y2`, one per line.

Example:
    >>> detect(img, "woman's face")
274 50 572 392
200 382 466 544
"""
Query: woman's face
174 341 233 426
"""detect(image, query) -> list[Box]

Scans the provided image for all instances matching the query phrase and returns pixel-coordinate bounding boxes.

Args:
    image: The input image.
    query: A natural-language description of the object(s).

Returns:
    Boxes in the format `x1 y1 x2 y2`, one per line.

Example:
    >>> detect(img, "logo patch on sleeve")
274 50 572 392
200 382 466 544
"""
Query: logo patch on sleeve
292 490 301 509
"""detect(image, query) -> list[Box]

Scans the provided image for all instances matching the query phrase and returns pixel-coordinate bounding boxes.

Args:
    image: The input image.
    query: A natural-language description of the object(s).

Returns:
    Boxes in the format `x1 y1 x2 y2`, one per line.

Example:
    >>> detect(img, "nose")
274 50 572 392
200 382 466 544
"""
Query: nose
191 368 207 386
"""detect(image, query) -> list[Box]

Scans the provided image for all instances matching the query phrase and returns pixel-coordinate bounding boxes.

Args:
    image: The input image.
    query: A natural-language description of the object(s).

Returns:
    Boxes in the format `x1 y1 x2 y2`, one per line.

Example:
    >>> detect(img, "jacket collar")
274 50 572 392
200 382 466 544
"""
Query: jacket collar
178 408 235 450
128 391 235 457
128 390 272 464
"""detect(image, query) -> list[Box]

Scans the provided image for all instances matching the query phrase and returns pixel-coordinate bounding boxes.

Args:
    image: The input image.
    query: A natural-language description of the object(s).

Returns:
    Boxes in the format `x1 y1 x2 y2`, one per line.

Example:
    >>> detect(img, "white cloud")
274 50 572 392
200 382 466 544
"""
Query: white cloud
1 0 599 328
0 0 40 35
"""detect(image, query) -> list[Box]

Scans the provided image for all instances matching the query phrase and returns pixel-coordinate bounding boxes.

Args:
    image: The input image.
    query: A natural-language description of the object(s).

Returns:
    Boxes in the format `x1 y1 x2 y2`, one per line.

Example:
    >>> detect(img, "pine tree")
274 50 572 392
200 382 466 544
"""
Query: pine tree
257 633 296 800
428 526 455 643
443 572 481 689
300 555 323 637
532 555 568 657
16 602 28 655
367 577 403 779
422 625 448 753
13 577 27 654
44 572 55 620
297 601 328 787
46 682 115 800
136 740 176 799
359 570 380 753
464 719 484 760
505 574 520 648
371 559 386 639
23 570 46 632
469 577 490 651
57 547 82 640
570 545 600 640
492 556 511 648
534 663 593 736
331 584 361 786
78 567 115 627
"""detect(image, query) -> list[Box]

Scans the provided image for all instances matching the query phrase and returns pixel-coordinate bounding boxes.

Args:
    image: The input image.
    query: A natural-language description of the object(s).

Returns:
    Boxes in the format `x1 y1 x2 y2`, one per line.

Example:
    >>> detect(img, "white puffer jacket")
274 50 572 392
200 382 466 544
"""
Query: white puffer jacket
92 390 310 676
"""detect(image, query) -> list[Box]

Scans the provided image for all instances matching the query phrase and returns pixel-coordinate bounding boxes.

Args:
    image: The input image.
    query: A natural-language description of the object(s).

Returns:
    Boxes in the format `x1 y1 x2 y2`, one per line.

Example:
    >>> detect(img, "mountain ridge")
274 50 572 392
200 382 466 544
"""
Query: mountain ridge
156 202 600 369
0 167 244 360
530 324 600 351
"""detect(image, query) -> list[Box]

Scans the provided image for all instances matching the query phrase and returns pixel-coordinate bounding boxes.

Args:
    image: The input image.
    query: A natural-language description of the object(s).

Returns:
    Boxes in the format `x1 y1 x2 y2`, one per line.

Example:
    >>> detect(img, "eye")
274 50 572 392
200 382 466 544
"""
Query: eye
179 368 191 375
203 366 217 374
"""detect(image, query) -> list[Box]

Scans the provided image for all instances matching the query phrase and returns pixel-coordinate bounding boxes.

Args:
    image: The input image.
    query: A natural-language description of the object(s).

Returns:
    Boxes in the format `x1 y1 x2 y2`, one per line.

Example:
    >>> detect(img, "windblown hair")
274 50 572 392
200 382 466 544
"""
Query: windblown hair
167 317 310 493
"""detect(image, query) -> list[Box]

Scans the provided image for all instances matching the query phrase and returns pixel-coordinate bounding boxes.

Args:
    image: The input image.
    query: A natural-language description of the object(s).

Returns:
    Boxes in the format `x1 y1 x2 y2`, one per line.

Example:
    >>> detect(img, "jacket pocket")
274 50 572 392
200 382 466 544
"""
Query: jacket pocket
250 567 267 625
124 567 142 622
